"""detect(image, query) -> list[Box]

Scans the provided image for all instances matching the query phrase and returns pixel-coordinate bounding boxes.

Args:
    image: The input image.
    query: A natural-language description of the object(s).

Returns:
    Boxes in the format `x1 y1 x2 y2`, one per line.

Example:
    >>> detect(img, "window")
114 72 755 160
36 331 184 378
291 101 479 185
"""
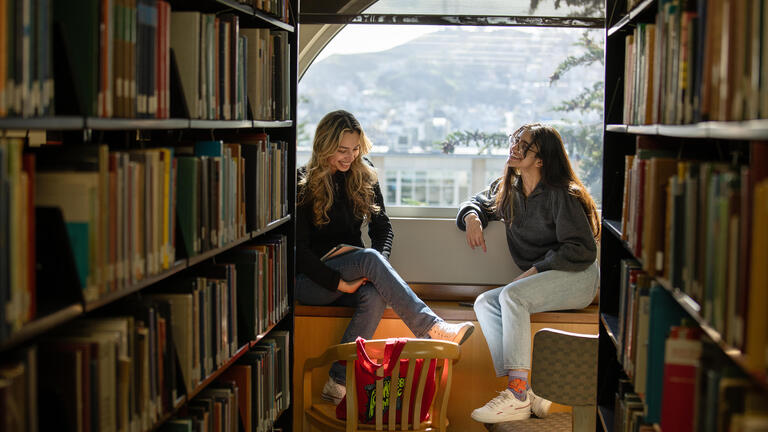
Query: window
298 6 604 216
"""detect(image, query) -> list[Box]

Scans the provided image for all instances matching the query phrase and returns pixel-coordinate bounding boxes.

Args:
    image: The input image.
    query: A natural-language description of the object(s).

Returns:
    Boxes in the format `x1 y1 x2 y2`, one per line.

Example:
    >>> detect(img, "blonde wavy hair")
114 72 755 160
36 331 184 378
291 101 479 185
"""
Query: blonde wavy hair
298 110 380 226
494 123 601 239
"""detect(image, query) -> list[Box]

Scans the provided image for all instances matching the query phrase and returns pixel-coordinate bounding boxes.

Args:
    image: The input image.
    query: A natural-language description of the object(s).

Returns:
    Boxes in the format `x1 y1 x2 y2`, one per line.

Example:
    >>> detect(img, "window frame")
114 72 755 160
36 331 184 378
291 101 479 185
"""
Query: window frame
298 3 605 218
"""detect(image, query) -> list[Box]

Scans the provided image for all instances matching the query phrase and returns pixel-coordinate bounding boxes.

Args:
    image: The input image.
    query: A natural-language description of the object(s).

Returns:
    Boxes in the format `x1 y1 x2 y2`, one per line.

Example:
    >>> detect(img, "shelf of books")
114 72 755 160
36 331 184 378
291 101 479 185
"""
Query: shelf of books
0 0 299 430
600 0 768 430
0 118 294 131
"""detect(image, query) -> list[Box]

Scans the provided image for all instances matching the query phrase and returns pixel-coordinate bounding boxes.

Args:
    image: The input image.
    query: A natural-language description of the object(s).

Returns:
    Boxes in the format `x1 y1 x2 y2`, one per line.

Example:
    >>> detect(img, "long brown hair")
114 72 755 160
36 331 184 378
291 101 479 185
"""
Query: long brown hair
493 123 600 238
297 110 380 226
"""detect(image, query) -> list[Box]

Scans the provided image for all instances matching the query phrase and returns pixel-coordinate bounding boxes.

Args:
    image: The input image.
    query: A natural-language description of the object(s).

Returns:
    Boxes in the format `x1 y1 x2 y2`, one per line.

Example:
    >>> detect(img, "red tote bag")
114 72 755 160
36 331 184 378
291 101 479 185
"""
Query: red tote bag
336 337 437 424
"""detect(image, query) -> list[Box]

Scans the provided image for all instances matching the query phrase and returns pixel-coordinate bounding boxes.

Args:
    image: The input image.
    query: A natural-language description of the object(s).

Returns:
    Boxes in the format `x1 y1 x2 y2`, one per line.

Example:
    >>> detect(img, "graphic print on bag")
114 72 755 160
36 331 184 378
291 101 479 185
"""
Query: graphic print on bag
363 376 406 421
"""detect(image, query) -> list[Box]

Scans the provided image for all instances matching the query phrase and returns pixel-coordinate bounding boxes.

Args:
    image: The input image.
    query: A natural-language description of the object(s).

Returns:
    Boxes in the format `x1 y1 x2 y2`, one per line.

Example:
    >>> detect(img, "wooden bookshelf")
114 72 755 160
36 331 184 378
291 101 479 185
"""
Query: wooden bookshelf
0 0 298 430
600 0 768 429
656 278 768 392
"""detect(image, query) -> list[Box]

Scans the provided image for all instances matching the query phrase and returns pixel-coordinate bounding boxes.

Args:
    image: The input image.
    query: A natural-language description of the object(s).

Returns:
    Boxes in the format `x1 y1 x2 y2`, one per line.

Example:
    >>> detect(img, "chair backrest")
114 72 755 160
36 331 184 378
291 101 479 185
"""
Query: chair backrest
303 339 461 432
530 328 598 406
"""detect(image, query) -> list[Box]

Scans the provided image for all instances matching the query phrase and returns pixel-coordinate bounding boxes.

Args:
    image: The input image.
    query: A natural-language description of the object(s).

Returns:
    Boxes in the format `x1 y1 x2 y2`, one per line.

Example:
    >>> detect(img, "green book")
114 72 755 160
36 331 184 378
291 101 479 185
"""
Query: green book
176 156 199 257
53 0 99 116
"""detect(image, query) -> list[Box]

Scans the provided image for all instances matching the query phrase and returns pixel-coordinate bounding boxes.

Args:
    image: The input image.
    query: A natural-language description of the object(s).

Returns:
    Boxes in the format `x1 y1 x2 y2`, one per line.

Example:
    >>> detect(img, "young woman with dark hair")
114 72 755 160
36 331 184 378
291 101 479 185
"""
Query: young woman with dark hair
457 123 600 423
297 110 475 405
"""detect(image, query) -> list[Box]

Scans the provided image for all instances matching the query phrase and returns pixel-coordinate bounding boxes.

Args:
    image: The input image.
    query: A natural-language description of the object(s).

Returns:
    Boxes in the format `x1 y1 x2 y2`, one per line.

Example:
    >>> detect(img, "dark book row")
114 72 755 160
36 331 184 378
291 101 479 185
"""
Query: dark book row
0 237 290 432
0 0 292 121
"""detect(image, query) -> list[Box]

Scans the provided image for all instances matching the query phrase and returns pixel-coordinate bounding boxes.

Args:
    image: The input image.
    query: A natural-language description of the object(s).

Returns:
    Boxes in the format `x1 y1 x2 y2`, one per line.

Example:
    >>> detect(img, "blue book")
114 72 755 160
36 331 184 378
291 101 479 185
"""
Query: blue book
194 140 224 157
644 284 686 423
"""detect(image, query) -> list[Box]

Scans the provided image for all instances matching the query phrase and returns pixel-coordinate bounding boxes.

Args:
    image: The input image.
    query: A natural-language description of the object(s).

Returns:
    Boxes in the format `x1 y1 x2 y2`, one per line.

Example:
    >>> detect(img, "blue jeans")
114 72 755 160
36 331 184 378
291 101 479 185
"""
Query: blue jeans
474 260 599 376
296 248 441 384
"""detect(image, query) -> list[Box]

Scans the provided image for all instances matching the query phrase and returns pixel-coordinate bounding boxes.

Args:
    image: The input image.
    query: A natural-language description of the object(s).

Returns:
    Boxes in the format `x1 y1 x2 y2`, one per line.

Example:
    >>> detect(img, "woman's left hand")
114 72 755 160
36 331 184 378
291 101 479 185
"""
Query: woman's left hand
513 266 538 282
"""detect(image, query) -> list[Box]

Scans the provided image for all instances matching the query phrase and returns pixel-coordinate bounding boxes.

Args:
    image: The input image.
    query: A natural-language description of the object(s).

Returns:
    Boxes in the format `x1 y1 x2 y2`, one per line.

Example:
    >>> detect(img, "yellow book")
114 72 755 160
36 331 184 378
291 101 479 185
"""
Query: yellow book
746 179 768 374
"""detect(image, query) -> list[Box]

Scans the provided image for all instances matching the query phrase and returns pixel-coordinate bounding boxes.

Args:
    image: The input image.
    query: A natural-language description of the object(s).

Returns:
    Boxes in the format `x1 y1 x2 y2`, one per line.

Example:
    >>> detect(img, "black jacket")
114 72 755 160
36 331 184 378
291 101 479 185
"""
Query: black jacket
296 165 393 291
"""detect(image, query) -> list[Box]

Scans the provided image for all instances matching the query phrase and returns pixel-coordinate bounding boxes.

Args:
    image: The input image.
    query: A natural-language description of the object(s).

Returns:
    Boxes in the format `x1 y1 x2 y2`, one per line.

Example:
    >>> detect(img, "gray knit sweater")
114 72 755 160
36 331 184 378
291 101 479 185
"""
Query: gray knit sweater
456 177 597 272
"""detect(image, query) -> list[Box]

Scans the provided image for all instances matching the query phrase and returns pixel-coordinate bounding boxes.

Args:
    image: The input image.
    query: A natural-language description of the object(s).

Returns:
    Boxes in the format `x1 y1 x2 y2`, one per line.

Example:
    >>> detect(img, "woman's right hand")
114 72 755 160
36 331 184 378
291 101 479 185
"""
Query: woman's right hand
465 213 487 252
337 277 368 293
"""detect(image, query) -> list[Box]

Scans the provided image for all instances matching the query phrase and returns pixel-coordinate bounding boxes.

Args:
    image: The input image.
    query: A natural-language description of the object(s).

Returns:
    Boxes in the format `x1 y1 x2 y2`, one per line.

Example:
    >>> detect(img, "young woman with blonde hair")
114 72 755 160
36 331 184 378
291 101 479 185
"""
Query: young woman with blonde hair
297 110 474 404
457 123 600 423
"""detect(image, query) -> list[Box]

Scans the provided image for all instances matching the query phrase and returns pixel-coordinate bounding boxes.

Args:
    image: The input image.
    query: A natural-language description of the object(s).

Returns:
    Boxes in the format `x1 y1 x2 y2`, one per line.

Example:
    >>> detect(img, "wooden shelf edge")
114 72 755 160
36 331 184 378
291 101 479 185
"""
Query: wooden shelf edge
605 120 768 140
655 278 768 391
146 392 189 432
214 0 255 15
597 405 614 432
85 118 189 130
189 119 253 129
187 343 252 401
0 303 84 352
0 116 85 130
187 235 254 267
253 119 293 128
607 0 655 36
252 215 292 238
252 9 294 32
85 261 188 312
603 219 640 264
600 313 620 350
625 124 659 135
251 310 292 346
605 124 627 133
603 218 622 240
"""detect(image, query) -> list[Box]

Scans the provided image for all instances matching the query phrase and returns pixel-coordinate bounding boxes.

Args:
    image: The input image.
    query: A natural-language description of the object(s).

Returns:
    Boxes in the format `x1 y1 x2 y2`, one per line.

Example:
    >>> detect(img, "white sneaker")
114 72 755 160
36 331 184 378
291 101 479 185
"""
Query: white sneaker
528 389 552 418
428 321 475 345
320 377 345 405
470 389 531 423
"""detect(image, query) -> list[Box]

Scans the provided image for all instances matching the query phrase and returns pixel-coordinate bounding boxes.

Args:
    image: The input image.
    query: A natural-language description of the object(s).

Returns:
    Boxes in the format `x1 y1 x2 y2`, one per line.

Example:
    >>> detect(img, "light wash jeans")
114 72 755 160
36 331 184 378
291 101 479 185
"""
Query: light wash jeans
474 260 599 376
296 248 441 384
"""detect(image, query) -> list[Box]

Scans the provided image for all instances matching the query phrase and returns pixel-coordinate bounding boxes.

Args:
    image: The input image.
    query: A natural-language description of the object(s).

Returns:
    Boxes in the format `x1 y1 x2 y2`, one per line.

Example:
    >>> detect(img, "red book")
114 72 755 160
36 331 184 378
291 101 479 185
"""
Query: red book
218 365 252 432
660 326 701 432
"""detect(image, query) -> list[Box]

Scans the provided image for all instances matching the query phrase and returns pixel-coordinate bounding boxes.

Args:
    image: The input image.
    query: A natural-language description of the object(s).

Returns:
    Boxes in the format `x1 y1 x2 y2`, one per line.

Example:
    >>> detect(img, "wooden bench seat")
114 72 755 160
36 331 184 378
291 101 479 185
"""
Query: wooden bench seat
295 302 599 324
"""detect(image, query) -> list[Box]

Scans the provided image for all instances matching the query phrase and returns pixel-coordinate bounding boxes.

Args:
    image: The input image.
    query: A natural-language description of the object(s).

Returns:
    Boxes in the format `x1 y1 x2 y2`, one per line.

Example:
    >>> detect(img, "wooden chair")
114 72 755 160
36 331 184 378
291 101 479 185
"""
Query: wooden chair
487 328 599 432
302 339 461 432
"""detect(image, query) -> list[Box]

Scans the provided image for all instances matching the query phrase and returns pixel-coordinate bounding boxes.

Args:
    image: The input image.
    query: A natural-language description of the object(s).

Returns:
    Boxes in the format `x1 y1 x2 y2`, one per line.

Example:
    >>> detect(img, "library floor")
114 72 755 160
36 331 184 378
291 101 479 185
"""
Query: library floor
484 413 571 431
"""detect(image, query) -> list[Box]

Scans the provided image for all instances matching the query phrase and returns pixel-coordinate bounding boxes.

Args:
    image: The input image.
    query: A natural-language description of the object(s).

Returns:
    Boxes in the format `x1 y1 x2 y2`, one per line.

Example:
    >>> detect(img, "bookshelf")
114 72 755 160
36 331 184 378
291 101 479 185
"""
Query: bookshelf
0 0 298 431
600 0 768 430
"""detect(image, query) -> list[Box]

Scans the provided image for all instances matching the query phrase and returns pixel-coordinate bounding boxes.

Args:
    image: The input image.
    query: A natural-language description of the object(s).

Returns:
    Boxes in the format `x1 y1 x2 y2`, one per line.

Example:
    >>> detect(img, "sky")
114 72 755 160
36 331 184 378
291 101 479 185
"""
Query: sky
315 25 439 62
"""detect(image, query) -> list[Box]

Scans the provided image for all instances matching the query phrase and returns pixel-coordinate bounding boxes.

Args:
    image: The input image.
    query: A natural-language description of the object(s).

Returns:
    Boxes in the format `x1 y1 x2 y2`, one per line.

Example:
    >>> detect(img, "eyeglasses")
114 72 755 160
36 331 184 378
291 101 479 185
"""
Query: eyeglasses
508 134 537 157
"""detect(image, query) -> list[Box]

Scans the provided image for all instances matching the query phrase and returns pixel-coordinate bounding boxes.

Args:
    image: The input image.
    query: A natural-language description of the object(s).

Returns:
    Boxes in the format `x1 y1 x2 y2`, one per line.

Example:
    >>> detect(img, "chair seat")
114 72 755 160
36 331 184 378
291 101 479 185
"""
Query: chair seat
306 401 437 432
485 412 572 432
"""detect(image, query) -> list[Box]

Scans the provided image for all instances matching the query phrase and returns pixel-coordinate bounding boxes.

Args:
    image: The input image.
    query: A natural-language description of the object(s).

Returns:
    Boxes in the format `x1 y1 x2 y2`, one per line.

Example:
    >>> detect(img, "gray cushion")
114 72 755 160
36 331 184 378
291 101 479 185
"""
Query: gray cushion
530 329 598 406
